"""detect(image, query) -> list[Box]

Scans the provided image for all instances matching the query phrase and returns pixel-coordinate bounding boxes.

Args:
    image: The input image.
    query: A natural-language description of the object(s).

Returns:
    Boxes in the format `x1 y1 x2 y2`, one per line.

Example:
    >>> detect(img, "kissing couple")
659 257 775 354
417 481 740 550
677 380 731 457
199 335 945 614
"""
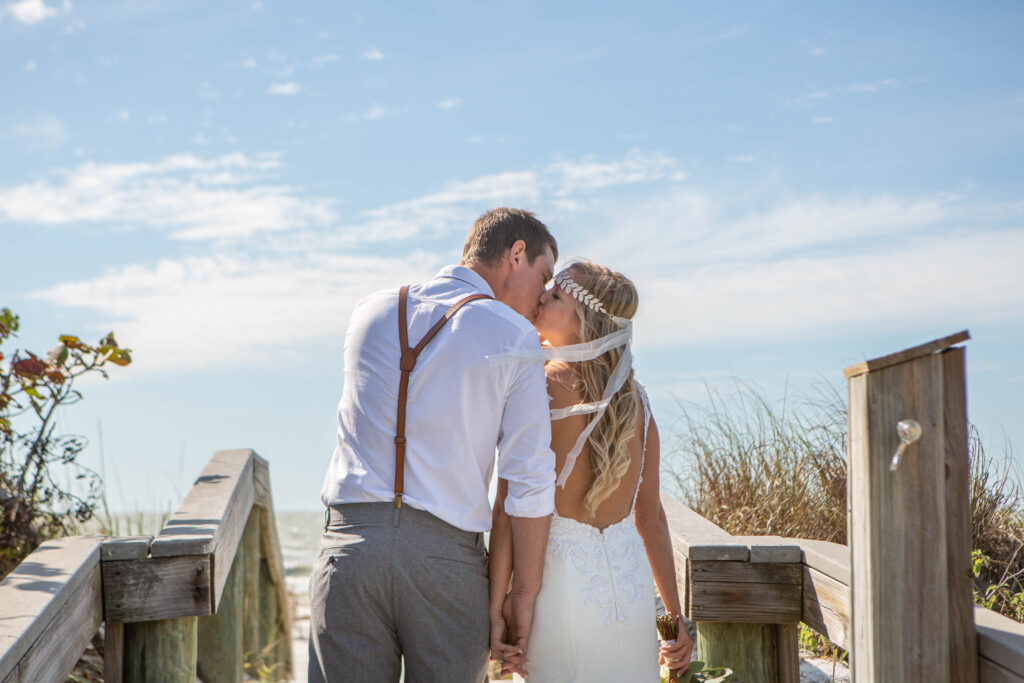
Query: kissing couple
309 208 694 682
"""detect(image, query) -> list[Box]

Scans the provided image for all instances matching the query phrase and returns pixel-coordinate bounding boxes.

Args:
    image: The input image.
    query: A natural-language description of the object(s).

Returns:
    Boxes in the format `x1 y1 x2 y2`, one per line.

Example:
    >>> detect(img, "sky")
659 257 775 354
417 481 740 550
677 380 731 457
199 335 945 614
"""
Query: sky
2 0 1022 513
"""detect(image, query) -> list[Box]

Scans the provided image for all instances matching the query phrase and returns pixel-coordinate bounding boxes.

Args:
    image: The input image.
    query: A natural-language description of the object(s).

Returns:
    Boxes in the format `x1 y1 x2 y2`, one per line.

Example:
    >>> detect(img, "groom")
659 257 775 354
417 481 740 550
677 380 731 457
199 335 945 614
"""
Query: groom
310 207 558 683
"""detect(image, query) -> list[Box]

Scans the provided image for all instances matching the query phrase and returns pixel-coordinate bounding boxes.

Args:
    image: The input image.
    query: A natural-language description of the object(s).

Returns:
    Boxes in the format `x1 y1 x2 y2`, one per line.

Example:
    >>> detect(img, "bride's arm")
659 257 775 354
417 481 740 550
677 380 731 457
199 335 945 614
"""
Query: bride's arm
634 418 694 669
488 479 515 655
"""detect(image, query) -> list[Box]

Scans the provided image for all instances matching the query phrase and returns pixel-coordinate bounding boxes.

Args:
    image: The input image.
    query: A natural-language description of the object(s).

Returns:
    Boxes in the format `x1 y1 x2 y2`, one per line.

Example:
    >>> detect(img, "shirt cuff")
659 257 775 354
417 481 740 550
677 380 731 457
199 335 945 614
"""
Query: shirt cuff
504 484 555 518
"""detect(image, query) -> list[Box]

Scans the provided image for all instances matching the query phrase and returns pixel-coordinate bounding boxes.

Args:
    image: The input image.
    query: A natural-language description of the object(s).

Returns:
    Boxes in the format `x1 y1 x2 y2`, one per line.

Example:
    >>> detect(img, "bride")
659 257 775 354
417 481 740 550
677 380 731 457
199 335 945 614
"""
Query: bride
489 260 694 681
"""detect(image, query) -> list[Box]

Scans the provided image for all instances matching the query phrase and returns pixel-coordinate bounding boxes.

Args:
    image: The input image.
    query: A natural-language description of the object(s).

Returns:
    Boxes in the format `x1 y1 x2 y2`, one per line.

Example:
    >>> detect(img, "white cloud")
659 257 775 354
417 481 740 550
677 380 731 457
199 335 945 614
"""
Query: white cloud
360 46 384 61
241 58 258 69
812 116 832 124
7 0 57 24
30 252 437 374
25 60 37 71
17 149 1024 376
365 104 397 121
310 53 339 68
9 114 68 149
728 155 755 163
438 97 462 109
117 109 131 121
268 81 300 95
0 152 335 240
788 79 901 107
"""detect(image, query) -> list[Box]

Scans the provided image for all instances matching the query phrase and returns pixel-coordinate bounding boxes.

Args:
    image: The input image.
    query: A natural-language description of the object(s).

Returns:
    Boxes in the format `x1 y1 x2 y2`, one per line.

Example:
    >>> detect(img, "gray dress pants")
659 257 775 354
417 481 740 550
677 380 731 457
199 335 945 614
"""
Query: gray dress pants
308 502 490 683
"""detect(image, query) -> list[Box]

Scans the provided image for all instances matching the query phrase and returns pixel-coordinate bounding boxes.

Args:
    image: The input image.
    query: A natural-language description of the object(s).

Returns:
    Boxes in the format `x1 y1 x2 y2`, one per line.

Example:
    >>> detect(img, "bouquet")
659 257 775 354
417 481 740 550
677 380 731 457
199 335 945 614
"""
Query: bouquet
656 614 733 683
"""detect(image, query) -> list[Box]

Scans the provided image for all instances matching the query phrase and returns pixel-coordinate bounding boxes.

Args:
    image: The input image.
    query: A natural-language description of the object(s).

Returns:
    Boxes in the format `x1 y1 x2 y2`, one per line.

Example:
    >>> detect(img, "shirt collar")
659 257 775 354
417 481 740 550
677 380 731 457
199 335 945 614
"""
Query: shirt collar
435 264 495 298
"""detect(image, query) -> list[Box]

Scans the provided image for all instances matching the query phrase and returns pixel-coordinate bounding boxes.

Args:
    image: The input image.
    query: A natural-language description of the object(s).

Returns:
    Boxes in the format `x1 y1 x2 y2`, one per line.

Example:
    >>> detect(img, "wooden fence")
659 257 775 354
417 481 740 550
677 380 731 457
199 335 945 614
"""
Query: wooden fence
0 449 291 682
663 331 1024 682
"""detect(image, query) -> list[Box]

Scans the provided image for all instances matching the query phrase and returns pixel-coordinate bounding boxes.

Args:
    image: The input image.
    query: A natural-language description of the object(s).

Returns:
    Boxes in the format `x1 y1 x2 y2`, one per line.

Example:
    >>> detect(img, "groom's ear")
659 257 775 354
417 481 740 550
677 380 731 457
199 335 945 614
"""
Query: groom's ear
507 240 528 271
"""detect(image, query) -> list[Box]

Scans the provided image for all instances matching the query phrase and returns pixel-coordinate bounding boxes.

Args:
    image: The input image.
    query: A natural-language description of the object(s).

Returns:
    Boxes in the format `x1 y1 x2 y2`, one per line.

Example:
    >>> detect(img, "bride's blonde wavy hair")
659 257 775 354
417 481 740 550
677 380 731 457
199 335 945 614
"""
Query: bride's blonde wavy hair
562 260 639 515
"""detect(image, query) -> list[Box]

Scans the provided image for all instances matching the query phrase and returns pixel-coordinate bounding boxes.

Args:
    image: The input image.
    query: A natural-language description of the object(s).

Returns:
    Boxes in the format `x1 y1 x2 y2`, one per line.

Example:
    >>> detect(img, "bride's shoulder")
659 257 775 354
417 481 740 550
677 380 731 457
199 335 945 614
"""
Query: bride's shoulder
545 362 581 403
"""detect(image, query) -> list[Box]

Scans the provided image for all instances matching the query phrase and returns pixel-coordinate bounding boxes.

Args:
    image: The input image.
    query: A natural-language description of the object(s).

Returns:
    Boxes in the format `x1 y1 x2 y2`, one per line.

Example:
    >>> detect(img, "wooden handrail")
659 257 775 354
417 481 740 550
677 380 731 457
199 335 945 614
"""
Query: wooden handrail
663 494 1024 682
0 448 292 682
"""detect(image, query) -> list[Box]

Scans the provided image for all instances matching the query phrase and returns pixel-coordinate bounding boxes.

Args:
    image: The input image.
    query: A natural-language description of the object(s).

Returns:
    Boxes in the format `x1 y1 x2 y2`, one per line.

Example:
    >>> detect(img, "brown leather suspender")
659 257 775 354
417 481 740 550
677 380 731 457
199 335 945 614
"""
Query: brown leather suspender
393 285 491 508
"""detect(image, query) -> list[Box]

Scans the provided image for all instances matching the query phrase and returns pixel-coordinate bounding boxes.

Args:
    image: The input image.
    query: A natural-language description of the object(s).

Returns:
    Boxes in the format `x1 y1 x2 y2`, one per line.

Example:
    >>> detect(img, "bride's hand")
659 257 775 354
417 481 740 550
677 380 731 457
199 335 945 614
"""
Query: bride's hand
658 615 694 672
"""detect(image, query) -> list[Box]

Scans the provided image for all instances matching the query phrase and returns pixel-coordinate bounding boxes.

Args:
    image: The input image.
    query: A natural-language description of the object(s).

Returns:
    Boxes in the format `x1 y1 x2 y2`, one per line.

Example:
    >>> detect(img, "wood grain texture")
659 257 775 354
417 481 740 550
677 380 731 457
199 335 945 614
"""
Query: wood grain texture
802 566 850 651
197 527 245 683
943 347 979 683
697 622 779 683
690 561 802 623
101 536 153 561
793 538 850 586
775 624 800 683
0 535 102 679
241 510 262 675
843 330 969 378
123 616 197 682
849 352 950 682
104 622 124 683
16 563 102 682
254 457 293 679
980 657 1024 683
730 536 803 564
976 606 1024 678
103 555 212 623
662 493 748 561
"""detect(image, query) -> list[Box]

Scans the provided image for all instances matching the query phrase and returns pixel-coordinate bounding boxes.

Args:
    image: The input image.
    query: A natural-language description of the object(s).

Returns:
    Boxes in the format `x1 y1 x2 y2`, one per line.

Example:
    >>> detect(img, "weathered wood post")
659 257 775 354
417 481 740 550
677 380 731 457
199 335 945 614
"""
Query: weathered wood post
123 616 198 682
664 496 802 683
196 518 249 682
242 510 263 674
846 331 976 682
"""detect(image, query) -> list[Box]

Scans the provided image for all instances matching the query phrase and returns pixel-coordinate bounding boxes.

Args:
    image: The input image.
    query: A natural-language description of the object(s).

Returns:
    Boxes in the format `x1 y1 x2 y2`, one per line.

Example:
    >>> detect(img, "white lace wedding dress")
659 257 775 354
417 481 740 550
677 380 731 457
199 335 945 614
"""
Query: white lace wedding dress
515 386 659 683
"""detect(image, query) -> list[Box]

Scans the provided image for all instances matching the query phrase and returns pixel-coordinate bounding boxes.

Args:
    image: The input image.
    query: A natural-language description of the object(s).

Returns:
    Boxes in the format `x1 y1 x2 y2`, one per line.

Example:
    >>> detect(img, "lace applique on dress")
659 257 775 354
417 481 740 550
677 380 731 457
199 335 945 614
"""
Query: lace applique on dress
546 517 647 626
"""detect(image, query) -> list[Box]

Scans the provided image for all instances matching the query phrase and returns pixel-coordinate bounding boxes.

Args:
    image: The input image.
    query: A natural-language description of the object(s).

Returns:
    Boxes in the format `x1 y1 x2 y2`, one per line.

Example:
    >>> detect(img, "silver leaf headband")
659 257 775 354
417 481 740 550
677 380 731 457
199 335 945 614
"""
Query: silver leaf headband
554 269 609 316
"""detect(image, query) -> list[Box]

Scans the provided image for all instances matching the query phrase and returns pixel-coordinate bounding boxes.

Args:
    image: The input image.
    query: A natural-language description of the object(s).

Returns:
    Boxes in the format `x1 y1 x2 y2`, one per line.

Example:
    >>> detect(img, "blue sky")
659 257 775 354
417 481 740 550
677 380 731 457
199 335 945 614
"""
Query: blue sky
2 0 1022 512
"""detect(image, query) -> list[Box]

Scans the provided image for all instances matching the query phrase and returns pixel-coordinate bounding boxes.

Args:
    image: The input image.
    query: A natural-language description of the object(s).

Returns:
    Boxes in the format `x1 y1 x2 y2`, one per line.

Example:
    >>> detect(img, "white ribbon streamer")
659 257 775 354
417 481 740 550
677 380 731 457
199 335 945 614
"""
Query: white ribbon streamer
486 319 634 489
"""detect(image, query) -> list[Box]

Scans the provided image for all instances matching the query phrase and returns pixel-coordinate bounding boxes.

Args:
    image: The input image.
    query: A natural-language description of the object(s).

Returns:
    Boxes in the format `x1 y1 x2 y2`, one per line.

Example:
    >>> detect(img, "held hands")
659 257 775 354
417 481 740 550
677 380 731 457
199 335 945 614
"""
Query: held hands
489 591 535 677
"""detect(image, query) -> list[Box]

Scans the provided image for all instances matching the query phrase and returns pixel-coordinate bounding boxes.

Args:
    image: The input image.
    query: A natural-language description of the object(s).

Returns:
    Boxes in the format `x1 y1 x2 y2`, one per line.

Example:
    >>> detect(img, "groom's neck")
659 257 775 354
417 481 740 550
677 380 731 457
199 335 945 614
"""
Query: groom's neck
462 260 506 302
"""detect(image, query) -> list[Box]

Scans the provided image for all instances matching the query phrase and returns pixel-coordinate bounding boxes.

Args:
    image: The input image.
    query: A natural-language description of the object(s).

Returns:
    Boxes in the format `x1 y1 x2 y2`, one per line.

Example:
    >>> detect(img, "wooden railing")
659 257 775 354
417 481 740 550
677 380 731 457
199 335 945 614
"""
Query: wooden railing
662 494 1024 682
0 449 291 682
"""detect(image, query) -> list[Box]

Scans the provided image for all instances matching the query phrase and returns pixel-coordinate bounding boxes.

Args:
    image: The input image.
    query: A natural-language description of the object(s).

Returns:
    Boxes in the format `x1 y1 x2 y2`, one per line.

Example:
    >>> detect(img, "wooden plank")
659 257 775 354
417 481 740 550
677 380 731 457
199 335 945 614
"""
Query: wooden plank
980 657 1024 683
802 566 850 651
731 536 802 563
793 538 850 586
843 330 969 378
254 457 293 679
976 605 1024 678
149 449 255 611
849 352 950 682
17 562 102 682
242 511 262 675
0 535 102 679
943 347 978 683
105 622 124 683
102 555 212 623
123 615 197 682
102 536 153 561
690 562 802 623
662 493 748 561
197 526 245 683
775 623 800 683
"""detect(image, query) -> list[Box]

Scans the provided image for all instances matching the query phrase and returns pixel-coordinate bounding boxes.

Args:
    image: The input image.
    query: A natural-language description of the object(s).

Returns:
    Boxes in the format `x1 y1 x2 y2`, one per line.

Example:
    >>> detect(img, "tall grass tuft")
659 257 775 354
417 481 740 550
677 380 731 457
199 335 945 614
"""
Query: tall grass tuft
667 380 1024 627
669 381 847 543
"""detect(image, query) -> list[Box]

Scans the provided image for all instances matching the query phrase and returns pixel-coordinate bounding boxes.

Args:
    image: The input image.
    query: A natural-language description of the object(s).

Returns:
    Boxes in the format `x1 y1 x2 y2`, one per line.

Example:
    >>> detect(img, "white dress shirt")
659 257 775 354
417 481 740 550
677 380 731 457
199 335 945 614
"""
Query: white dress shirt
320 265 555 532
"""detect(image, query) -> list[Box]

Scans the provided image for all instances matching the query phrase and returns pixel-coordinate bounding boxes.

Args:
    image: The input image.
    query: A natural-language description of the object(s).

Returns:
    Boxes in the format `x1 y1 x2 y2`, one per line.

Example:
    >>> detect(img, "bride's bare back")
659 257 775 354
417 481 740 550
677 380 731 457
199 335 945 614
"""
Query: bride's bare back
546 363 646 530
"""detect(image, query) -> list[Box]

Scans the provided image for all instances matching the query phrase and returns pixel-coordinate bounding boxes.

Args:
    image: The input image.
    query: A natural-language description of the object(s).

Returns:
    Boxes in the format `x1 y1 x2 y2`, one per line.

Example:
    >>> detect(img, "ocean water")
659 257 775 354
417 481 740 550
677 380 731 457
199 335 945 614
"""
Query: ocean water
275 510 325 596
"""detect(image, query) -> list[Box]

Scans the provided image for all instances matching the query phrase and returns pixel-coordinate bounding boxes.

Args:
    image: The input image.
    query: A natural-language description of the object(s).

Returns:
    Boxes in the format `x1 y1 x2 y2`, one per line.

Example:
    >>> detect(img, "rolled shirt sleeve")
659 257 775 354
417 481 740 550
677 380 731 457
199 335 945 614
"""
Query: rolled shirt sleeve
497 331 556 518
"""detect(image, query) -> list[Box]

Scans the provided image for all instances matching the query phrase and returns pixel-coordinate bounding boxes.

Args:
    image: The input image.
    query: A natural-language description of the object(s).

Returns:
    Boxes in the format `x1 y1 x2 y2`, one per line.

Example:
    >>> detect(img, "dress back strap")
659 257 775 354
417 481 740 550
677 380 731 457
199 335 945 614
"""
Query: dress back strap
630 382 653 512
393 286 491 509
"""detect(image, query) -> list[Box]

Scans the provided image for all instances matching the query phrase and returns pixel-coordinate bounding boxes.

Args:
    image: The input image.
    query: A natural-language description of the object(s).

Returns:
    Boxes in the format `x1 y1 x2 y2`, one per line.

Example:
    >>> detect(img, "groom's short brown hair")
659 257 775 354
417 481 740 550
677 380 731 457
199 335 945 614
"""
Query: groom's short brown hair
461 208 558 266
